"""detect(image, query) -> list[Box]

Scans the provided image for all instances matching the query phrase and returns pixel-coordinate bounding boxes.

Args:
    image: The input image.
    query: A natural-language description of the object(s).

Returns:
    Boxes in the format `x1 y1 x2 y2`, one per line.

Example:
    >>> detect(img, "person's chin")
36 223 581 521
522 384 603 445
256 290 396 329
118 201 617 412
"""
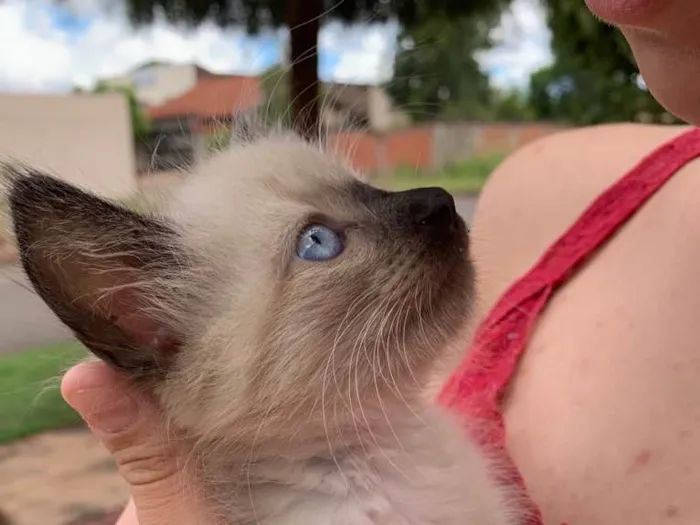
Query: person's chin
585 0 665 27
622 27 700 125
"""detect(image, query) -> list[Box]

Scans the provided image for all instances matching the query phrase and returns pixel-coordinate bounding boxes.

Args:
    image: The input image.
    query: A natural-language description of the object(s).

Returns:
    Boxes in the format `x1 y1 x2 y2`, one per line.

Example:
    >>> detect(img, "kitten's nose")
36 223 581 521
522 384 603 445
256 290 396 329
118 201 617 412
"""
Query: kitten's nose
403 187 458 231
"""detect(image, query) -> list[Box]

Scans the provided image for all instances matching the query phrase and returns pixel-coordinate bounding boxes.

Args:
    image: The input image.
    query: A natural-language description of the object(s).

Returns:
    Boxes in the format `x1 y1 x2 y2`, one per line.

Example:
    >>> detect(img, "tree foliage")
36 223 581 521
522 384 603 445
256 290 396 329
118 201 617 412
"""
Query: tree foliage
489 89 536 122
258 64 291 125
387 16 496 122
387 13 541 123
121 0 513 137
256 64 324 126
532 0 678 124
125 0 512 30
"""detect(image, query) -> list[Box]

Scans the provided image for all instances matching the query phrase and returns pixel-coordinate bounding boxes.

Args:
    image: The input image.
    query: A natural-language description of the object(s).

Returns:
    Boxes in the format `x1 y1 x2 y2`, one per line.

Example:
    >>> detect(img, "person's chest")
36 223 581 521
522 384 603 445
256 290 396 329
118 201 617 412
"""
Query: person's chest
496 203 700 524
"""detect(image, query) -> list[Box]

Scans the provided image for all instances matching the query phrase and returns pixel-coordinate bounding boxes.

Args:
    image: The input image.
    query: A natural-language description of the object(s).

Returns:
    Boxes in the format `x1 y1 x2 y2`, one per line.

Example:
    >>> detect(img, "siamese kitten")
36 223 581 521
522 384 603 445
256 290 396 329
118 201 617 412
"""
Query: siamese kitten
5 129 522 525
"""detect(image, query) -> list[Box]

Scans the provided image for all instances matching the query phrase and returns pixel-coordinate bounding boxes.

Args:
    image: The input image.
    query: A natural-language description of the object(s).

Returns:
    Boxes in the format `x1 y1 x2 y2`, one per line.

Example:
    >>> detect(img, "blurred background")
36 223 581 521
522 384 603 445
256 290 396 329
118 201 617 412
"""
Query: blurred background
0 1 679 524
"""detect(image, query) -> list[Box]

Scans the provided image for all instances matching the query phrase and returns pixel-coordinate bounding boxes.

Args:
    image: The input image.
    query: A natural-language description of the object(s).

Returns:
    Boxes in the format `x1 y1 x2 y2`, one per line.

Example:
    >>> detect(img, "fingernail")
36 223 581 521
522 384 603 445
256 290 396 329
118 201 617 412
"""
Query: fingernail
63 362 140 434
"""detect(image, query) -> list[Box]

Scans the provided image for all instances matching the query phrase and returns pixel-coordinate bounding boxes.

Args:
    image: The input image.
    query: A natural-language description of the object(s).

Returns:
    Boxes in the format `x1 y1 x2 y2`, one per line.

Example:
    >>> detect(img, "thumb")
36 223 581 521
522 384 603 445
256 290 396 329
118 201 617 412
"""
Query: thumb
61 361 210 525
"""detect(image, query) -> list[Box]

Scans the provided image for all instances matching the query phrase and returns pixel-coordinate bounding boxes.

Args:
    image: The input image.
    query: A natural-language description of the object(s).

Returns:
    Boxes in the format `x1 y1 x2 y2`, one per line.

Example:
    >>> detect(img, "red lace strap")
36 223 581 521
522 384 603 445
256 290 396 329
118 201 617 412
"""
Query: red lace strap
437 128 700 524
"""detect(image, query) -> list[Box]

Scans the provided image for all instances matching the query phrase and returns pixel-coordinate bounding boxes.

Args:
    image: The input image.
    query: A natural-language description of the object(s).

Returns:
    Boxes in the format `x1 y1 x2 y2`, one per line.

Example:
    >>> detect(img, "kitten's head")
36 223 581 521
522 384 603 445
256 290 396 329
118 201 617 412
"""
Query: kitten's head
6 131 472 452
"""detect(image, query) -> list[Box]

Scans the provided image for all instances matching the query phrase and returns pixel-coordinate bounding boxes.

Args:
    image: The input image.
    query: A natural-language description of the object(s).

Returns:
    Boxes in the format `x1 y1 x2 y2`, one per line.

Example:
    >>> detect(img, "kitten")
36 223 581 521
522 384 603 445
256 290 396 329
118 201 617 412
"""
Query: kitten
5 129 523 524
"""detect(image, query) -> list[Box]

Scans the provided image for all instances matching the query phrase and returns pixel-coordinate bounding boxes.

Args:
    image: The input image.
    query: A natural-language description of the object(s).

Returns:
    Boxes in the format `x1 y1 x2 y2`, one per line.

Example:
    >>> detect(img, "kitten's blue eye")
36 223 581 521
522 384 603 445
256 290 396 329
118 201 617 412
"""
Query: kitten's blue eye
296 225 344 261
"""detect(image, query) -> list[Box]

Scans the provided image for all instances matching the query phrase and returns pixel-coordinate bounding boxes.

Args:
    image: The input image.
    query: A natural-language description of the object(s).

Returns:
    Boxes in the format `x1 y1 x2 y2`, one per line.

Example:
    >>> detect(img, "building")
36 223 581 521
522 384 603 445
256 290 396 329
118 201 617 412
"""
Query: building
141 74 264 172
101 61 212 107
101 62 409 173
0 92 137 199
103 63 264 172
322 82 409 132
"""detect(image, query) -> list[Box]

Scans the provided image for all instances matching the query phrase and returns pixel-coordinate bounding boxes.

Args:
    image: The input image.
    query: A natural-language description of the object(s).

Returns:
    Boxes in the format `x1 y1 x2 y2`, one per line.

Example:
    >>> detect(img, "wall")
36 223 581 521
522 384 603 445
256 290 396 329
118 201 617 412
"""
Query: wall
366 86 411 132
432 122 477 167
104 64 198 106
330 121 569 175
142 120 569 179
0 92 137 199
472 123 567 154
328 131 378 175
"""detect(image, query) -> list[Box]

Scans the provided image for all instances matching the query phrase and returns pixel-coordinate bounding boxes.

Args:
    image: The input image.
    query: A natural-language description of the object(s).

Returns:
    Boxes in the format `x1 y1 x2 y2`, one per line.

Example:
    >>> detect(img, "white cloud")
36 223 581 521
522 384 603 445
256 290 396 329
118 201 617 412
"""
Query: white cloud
477 0 553 89
0 0 552 93
321 21 398 84
0 0 279 93
321 0 552 88
0 1 74 91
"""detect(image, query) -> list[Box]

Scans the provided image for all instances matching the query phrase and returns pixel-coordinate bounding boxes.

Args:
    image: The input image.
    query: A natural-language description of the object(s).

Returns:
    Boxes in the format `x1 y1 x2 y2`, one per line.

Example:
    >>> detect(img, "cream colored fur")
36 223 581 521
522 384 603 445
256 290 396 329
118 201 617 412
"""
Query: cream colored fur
7 130 524 524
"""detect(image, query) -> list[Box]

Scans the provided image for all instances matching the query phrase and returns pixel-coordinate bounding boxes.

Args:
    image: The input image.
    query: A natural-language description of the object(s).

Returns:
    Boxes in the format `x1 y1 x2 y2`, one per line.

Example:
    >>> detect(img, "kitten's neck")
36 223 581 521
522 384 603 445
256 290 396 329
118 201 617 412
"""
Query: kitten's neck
198 390 433 475
201 399 514 525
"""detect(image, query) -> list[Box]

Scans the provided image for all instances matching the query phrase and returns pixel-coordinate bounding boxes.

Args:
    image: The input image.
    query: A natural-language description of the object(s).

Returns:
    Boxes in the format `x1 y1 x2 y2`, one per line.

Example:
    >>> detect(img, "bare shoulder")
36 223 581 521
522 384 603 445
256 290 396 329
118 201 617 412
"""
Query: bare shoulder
470 122 700 523
470 123 696 314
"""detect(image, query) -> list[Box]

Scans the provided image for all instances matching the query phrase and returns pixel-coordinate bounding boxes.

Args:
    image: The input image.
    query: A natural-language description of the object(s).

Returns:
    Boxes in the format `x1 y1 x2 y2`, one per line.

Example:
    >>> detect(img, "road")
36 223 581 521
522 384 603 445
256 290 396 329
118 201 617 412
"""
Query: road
0 196 479 355
454 196 477 225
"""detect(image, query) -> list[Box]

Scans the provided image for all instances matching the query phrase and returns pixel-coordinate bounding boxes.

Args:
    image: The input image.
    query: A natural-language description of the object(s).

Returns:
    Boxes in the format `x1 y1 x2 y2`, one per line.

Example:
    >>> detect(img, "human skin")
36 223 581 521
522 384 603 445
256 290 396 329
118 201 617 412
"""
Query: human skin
61 362 209 525
77 125 700 525
63 2 700 523
65 125 700 525
478 5 700 520
473 122 700 524
585 0 700 125
68 122 700 525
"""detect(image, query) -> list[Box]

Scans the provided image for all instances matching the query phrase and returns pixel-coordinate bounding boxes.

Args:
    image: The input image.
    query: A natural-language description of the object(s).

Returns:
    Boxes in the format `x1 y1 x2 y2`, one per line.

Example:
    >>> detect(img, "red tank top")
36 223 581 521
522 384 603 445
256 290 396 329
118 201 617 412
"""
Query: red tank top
437 128 700 525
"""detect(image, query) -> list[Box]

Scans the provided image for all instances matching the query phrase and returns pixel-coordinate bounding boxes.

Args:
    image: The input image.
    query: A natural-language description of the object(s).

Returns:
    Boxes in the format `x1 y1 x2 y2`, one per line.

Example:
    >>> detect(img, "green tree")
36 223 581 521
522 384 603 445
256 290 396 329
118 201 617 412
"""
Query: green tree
387 16 497 122
532 0 678 124
74 82 150 143
257 63 328 127
120 0 512 137
489 89 536 122
258 64 290 125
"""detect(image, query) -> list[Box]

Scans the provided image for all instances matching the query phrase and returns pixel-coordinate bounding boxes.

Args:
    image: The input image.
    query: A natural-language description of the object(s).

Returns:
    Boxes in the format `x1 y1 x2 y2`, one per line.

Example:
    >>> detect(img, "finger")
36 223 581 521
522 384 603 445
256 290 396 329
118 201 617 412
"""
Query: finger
115 499 138 525
62 361 210 525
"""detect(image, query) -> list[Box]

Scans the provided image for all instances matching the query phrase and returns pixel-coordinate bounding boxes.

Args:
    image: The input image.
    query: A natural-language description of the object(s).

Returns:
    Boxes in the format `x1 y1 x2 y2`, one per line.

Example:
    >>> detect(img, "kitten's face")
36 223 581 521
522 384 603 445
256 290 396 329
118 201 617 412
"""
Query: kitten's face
7 133 472 449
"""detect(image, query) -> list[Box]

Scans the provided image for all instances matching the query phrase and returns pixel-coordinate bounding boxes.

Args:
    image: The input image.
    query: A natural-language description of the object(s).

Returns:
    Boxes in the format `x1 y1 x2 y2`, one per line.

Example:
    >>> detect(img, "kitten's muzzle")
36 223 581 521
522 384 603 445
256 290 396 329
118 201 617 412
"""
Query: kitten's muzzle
408 188 459 230
398 187 460 236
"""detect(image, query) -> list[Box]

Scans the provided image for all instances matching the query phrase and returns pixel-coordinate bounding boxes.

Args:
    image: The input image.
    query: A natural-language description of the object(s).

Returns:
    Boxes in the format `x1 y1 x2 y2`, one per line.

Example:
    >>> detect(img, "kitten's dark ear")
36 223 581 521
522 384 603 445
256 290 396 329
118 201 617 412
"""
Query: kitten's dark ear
6 167 186 380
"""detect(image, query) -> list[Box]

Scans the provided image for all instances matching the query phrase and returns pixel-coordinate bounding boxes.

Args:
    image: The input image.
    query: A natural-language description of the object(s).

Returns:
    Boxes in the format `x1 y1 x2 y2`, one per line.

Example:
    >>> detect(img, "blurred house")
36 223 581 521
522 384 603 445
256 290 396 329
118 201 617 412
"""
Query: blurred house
0 92 137 198
143 74 263 173
101 61 212 106
101 62 408 173
102 63 263 172
97 62 560 178
321 82 410 132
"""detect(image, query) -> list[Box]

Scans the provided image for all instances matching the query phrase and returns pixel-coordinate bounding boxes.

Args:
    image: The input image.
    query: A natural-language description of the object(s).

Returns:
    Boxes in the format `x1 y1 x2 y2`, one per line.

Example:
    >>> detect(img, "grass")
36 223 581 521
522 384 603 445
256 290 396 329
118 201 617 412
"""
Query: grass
0 342 87 443
374 153 506 195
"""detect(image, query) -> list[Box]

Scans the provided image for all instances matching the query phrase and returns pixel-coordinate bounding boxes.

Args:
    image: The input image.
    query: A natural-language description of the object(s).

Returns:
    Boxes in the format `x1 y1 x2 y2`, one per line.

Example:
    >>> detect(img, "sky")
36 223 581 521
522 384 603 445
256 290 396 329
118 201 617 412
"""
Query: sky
0 0 553 94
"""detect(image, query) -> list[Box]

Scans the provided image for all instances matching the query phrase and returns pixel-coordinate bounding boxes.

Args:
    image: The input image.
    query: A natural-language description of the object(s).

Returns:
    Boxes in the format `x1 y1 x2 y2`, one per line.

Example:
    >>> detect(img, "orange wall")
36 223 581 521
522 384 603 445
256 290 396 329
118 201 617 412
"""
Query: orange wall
384 127 433 170
328 131 379 173
329 122 566 175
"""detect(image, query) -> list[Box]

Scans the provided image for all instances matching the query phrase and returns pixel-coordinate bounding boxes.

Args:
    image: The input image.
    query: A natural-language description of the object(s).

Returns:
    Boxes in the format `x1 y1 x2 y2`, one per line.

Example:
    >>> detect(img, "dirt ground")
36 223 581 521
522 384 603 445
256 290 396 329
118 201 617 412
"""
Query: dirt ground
0 426 127 525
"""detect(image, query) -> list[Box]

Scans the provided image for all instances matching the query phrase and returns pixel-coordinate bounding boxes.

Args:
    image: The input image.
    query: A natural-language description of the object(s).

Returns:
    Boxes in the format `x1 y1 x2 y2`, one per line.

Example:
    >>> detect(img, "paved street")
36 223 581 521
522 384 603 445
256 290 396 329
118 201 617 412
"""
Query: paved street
0 266 73 354
454 196 477 225
0 196 479 355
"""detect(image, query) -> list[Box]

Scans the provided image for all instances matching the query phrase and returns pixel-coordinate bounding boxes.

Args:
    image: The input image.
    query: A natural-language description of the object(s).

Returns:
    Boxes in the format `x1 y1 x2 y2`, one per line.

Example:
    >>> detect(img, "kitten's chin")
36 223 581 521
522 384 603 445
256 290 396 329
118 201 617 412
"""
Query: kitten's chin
425 237 475 340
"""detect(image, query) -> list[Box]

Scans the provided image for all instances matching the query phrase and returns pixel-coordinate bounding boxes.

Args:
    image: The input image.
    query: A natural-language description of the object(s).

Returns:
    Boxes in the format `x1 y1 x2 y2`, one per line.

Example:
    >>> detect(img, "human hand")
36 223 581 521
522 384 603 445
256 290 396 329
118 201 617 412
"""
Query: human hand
61 361 211 525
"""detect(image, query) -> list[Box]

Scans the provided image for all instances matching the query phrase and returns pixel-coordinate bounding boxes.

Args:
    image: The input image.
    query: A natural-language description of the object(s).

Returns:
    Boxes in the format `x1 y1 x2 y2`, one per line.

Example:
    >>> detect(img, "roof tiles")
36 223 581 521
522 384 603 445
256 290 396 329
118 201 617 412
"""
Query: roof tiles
146 75 263 120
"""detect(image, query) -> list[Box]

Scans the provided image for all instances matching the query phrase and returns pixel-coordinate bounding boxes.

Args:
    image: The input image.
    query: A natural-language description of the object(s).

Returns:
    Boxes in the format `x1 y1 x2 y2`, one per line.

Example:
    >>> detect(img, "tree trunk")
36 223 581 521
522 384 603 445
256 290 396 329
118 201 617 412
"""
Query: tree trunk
287 0 322 140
